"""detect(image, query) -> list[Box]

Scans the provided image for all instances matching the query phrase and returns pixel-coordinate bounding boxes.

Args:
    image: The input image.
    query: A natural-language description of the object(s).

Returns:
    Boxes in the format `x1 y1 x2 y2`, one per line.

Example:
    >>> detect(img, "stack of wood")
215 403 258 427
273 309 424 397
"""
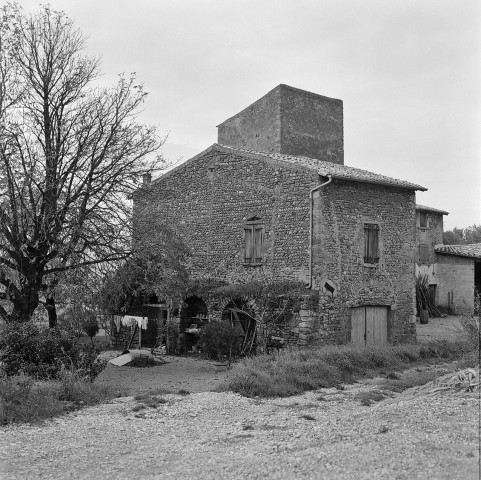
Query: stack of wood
415 274 442 318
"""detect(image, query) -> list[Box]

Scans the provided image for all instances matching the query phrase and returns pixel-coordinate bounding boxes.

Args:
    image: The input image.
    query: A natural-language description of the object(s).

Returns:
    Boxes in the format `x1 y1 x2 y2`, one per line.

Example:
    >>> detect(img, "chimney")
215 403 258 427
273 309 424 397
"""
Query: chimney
142 172 152 185
217 84 344 164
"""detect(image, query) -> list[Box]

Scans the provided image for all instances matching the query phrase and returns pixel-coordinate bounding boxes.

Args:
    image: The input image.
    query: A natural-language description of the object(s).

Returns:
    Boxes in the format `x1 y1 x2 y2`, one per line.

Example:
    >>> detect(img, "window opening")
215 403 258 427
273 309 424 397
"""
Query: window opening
244 217 264 265
364 223 380 264
419 212 428 228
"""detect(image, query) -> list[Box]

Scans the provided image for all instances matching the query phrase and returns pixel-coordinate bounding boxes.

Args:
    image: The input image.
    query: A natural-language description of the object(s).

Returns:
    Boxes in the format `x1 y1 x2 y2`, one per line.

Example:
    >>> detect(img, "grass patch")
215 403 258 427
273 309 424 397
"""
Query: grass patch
132 393 169 411
126 356 159 368
380 370 436 393
356 389 390 406
133 388 171 401
219 340 475 398
0 373 118 425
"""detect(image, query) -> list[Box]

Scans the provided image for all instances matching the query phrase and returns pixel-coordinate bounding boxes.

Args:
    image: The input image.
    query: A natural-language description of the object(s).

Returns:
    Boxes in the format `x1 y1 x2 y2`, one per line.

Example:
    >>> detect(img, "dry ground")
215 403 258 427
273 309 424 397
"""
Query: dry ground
95 354 231 395
0 315 478 479
0 366 478 480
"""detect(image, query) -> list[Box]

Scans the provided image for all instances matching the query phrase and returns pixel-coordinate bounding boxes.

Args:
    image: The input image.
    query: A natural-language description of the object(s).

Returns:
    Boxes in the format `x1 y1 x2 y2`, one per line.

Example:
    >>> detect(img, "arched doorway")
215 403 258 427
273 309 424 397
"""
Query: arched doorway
180 296 208 352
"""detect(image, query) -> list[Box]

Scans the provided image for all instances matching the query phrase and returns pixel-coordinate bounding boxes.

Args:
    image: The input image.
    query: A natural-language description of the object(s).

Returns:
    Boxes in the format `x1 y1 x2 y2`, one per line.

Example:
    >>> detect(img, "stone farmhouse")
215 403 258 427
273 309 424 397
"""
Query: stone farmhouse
415 205 480 314
130 84 428 349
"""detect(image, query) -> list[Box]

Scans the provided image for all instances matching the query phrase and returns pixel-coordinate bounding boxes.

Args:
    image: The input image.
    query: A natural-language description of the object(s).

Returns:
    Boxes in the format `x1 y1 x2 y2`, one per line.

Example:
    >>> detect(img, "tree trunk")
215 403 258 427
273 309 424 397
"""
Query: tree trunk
45 296 57 328
9 289 40 323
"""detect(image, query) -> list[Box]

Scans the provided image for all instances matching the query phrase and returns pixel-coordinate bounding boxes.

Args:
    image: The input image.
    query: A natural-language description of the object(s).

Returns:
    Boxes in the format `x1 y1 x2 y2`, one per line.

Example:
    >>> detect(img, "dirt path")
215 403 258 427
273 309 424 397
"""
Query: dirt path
416 315 471 343
95 355 231 395
1 366 478 480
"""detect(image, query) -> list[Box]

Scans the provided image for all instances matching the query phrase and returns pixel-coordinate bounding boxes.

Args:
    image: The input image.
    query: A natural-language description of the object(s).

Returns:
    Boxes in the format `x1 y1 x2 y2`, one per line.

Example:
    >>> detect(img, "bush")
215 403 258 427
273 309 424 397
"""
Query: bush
0 372 116 425
200 321 243 362
219 340 477 398
0 322 106 380
82 317 100 345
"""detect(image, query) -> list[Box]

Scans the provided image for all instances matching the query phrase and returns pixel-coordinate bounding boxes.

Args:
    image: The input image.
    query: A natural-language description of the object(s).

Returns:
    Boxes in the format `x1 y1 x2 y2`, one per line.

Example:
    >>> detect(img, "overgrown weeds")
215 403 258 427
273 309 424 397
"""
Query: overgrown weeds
0 373 117 426
131 393 169 412
219 340 476 398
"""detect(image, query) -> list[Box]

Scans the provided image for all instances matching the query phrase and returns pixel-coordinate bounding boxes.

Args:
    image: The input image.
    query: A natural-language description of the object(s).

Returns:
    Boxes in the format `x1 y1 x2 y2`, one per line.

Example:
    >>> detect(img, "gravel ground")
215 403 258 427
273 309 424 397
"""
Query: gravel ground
1 319 478 479
1 367 479 480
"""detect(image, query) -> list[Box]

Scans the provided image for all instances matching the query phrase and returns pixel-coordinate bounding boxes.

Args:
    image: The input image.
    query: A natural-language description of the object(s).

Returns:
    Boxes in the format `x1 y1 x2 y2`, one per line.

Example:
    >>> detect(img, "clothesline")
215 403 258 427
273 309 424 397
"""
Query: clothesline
113 315 148 332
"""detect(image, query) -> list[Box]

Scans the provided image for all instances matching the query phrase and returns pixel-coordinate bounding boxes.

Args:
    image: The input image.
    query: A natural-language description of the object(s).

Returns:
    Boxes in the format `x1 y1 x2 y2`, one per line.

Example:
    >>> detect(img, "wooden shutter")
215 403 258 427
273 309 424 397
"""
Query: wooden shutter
419 244 429 264
253 226 263 263
364 224 379 264
244 227 253 263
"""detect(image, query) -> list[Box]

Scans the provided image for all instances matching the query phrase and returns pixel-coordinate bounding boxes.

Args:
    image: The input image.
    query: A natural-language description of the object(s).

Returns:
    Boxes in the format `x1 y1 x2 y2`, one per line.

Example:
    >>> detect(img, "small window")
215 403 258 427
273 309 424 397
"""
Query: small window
419 212 428 228
364 223 379 264
244 217 264 265
419 244 429 264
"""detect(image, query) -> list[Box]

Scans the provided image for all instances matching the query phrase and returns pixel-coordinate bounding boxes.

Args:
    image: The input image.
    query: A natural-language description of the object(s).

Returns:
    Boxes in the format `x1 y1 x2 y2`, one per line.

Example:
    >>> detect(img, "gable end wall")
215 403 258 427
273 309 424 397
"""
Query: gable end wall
133 150 319 283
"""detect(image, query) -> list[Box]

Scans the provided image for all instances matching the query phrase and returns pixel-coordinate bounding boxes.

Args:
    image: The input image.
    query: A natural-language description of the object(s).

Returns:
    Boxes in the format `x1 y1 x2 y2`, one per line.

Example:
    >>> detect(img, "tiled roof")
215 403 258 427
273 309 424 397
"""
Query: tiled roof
217 144 427 191
416 204 449 215
434 243 481 259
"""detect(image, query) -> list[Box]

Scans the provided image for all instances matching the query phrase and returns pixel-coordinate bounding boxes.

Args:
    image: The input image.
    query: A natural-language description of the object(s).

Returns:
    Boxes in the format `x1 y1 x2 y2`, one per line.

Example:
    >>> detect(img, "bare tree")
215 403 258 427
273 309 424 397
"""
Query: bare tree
0 5 164 322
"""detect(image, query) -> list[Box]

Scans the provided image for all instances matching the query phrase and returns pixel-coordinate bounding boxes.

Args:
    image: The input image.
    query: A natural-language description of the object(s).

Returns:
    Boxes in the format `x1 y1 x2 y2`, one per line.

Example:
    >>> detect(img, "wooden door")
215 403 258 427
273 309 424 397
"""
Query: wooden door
351 306 388 346
351 307 366 346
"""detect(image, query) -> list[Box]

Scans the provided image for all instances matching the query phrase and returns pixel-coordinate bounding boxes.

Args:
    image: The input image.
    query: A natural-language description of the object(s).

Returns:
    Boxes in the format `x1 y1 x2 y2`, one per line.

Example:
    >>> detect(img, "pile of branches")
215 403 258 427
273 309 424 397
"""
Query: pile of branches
415 274 441 318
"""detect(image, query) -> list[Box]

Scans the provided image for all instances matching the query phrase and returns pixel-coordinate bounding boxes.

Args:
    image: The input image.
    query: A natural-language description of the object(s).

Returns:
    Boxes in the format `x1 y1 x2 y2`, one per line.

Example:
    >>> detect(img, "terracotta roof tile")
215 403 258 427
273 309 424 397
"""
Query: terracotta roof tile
434 243 481 259
218 144 427 191
416 204 449 215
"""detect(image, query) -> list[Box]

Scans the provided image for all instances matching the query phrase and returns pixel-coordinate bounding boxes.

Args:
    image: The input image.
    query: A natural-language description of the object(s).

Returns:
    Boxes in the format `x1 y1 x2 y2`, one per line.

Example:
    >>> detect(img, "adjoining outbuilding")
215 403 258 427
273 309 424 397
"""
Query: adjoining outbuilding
414 204 479 314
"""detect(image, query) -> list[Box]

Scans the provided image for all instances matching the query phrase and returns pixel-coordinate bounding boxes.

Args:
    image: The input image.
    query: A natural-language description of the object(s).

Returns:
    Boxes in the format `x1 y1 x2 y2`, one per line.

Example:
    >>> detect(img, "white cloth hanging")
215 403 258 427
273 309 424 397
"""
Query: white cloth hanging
121 315 148 329
113 315 122 332
121 316 137 328
139 316 148 330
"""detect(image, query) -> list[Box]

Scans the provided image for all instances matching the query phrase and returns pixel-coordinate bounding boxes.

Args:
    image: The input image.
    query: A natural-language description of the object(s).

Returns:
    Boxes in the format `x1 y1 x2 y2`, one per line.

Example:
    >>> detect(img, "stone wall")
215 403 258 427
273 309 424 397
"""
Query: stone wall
415 211 444 266
133 146 318 284
311 179 417 344
217 87 281 154
435 254 475 314
217 84 343 164
133 149 417 346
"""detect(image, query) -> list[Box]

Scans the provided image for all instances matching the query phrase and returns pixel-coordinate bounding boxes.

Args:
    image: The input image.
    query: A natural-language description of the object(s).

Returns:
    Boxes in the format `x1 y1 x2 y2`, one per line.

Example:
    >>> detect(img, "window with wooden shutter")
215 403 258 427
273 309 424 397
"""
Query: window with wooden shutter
419 212 428 228
363 223 380 264
419 243 429 264
243 217 264 265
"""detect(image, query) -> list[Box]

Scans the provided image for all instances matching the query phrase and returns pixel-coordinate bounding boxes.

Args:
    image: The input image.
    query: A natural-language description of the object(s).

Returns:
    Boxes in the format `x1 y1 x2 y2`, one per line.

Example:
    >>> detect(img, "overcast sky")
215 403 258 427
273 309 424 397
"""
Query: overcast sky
20 0 480 229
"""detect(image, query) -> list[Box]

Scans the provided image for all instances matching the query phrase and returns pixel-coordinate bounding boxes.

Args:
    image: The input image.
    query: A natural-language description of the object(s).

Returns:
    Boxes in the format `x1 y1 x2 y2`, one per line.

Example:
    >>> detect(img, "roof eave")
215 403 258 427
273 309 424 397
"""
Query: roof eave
323 173 427 192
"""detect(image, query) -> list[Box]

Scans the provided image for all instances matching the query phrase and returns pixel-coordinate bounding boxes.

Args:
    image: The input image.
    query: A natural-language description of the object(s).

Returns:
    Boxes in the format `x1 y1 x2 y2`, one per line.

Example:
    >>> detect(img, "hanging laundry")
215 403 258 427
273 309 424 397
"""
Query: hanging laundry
113 315 122 332
138 317 148 330
121 315 147 329
122 316 138 327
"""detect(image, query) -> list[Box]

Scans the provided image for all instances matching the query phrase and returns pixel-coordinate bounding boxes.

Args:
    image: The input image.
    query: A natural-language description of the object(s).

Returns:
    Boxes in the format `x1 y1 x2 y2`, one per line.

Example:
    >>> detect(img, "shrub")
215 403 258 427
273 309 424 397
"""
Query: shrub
82 317 100 345
458 314 479 350
0 372 116 425
0 375 63 425
200 321 243 362
0 322 106 381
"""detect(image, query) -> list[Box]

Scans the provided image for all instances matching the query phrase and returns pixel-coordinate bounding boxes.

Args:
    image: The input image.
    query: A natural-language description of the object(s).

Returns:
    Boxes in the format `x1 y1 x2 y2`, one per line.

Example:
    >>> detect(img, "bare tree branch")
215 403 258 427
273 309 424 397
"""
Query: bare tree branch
0 4 164 322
